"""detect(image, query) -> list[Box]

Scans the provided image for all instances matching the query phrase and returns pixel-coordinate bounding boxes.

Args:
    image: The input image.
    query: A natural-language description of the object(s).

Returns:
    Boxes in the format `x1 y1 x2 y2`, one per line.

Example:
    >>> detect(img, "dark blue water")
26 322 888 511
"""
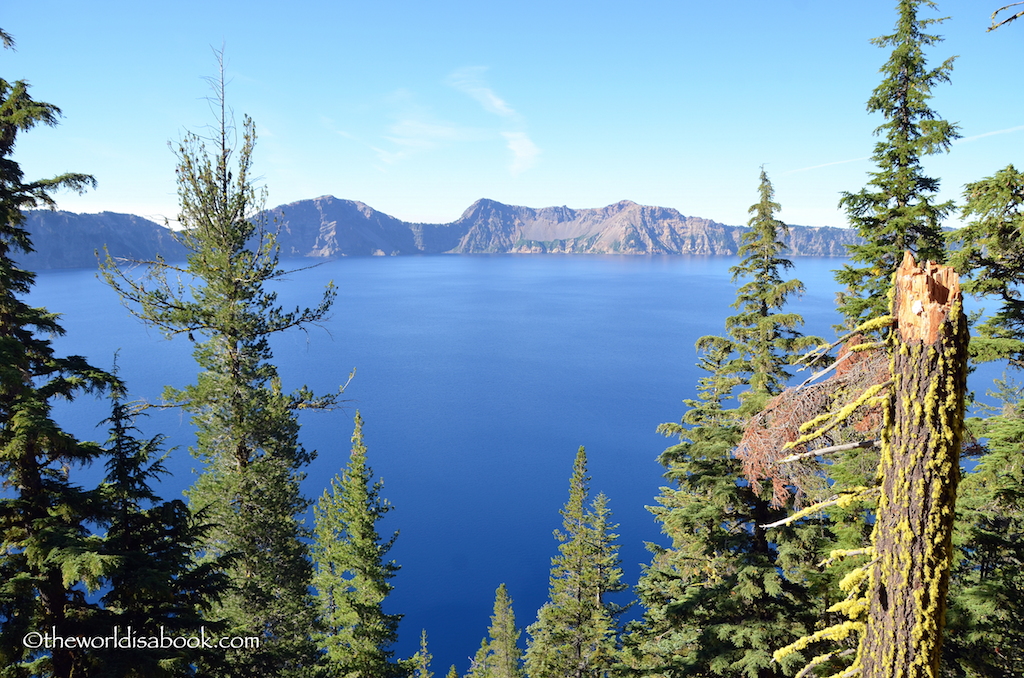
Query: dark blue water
26 255 1005 674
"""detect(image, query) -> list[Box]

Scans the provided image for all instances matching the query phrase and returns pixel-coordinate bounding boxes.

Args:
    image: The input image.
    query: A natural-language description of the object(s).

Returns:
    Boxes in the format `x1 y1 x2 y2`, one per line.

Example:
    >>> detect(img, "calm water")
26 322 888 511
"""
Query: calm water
26 255 1003 673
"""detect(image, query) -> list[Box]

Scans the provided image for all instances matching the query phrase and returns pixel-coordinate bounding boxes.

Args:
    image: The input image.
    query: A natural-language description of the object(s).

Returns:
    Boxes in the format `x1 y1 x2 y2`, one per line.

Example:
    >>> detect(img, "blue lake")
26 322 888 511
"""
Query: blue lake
27 254 1004 673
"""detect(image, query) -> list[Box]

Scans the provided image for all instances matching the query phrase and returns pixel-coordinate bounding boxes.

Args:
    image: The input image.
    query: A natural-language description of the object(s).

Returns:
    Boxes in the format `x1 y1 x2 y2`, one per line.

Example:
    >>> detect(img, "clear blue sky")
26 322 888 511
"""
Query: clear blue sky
5 0 1023 228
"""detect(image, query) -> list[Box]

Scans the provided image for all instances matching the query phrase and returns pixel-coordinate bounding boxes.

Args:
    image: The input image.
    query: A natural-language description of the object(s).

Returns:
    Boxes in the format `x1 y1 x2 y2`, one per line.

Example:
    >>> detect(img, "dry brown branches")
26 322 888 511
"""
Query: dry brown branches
735 335 891 507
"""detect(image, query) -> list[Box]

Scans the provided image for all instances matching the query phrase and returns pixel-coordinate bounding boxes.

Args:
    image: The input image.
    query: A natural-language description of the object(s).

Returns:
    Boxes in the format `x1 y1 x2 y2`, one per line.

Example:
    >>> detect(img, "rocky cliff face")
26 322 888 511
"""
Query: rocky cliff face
22 197 861 269
269 196 861 258
493 200 745 255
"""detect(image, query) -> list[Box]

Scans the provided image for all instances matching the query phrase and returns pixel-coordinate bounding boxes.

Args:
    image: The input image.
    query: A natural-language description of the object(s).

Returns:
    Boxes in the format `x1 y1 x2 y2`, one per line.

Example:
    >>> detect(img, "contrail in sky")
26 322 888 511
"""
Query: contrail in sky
784 125 1024 176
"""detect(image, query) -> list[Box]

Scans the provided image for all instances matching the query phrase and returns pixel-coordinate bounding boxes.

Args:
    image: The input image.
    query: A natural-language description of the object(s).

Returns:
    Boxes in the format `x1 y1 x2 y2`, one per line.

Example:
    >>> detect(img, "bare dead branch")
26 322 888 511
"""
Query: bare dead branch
778 440 879 464
990 2 1024 30
761 495 843 528
761 487 880 529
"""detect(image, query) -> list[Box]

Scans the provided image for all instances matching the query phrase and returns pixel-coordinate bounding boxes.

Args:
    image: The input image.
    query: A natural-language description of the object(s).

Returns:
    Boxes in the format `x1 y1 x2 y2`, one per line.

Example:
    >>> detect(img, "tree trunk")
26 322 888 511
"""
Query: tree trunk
860 252 968 678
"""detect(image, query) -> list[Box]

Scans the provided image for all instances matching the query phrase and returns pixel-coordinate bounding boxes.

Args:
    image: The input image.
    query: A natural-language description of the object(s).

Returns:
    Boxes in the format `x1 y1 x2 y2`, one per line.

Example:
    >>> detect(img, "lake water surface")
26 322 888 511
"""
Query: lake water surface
27 254 1002 673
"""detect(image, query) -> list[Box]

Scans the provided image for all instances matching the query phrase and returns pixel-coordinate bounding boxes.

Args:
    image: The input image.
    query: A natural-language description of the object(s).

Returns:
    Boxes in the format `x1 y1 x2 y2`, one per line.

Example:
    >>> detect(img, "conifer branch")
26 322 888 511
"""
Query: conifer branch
772 620 865 667
795 340 885 388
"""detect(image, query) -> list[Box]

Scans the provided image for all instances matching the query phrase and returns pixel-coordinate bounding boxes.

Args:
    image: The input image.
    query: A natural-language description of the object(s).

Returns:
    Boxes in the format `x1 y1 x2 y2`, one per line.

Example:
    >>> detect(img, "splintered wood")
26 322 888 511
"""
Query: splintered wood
894 251 961 345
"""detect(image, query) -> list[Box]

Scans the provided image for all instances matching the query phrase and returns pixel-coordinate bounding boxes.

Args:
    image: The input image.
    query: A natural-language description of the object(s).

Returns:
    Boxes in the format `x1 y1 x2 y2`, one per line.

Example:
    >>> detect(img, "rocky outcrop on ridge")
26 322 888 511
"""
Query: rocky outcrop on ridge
268 196 861 257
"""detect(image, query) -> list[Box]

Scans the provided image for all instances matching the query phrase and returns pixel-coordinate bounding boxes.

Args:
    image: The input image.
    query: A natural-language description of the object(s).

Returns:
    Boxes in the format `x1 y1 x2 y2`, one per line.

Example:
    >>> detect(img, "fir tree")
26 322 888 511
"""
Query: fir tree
948 164 1024 368
624 171 822 678
628 365 819 678
940 166 1024 676
312 413 406 678
100 54 336 676
942 378 1024 677
466 584 524 678
836 0 959 326
727 168 817 409
89 390 228 677
524 447 626 678
412 630 434 678
0 39 118 677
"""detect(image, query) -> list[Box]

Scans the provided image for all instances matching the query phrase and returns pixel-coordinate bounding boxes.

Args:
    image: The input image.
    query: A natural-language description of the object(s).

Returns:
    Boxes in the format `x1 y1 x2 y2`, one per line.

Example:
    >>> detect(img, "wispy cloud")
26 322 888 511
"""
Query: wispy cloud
782 156 870 176
502 132 540 175
369 120 475 165
447 66 540 175
446 67 518 118
335 89 483 166
955 125 1024 144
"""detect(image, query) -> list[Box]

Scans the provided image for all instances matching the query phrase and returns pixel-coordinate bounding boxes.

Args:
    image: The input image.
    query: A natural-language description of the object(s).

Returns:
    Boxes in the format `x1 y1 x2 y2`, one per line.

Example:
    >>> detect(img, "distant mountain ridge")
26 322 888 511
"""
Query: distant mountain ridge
23 196 861 269
18 210 187 270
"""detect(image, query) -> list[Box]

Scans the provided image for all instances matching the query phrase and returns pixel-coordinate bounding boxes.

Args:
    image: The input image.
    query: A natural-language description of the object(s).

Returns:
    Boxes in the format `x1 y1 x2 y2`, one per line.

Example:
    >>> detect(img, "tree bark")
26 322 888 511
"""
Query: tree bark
860 252 968 678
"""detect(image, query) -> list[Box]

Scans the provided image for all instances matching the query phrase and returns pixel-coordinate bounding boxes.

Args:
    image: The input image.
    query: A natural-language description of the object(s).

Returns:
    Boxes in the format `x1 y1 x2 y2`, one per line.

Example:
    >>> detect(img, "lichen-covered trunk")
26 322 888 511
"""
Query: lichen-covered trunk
860 253 967 678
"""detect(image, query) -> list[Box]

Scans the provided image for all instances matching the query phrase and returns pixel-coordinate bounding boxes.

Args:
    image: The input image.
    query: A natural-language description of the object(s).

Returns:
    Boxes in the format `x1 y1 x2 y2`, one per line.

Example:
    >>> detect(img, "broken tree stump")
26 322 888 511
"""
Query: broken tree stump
860 252 968 678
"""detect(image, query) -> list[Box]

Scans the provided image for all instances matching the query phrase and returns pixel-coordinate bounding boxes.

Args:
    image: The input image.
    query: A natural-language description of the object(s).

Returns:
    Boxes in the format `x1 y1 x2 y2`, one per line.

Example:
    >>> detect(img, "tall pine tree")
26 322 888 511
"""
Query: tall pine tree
312 413 406 678
101 55 335 677
624 170 823 678
836 0 958 326
0 36 118 677
466 584 524 678
524 447 626 678
786 7 961 668
727 168 817 408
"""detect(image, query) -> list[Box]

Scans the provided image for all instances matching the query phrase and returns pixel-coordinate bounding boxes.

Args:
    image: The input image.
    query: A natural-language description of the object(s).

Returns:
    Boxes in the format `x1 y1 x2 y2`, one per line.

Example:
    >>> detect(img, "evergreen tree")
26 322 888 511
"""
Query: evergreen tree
727 168 817 408
90 390 228 677
836 0 959 326
312 413 406 678
0 41 118 677
624 171 823 678
940 376 1024 678
524 447 626 678
412 630 434 678
466 584 524 678
627 353 820 678
941 167 1024 676
101 56 335 676
948 164 1024 368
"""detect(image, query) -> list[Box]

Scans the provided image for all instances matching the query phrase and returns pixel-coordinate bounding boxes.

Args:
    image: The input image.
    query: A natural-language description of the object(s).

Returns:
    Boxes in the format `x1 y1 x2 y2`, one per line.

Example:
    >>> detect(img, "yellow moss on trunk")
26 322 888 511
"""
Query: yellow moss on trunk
859 253 968 678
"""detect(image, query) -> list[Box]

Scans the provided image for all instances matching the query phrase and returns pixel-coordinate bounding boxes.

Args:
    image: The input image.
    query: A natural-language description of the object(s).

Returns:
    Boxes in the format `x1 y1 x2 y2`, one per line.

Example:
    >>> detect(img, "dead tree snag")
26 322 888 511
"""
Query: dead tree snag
860 252 968 678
